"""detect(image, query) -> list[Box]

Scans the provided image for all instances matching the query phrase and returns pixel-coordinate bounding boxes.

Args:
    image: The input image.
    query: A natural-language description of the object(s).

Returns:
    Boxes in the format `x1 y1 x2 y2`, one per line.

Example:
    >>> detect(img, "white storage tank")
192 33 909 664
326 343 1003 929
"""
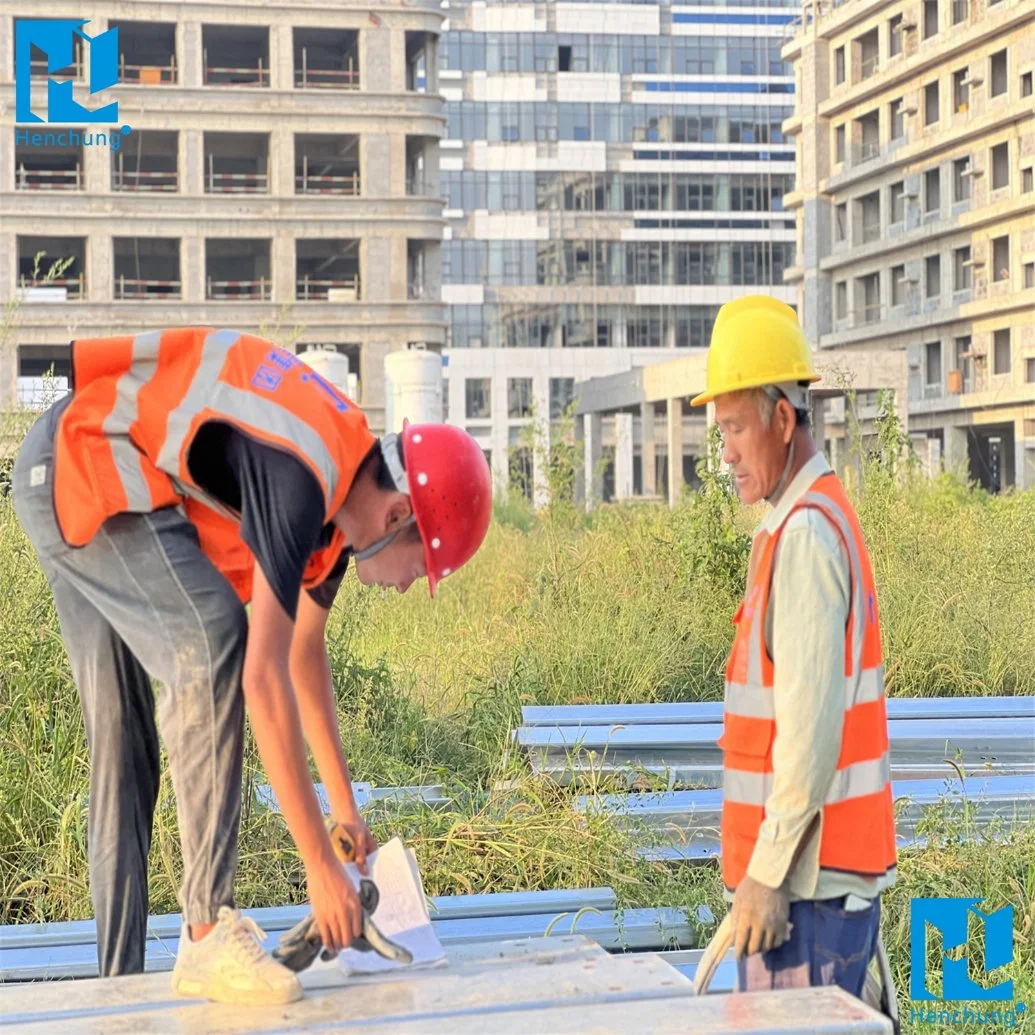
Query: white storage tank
384 345 443 434
299 346 359 403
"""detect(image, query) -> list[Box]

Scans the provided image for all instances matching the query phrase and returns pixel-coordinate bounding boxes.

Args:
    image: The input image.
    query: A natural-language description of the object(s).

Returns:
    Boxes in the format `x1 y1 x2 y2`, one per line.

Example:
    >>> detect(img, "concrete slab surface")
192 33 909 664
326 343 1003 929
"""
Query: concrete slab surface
0 936 700 1034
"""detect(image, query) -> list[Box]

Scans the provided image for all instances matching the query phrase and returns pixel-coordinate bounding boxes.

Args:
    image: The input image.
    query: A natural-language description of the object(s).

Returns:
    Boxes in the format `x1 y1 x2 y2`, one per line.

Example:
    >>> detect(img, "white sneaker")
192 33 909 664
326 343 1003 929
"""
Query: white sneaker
171 905 304 1005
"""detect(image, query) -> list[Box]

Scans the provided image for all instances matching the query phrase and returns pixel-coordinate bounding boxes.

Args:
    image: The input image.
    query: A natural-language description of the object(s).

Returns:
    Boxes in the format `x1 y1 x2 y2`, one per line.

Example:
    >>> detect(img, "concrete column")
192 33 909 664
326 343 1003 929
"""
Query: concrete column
812 397 826 458
573 413 585 505
641 401 656 496
614 412 634 500
0 17 13 93
389 236 408 303
1017 419 1032 491
271 23 294 91
82 138 110 192
584 412 603 509
0 233 13 305
0 231 16 401
667 398 683 507
390 29 407 93
1 124 14 193
425 138 441 199
87 234 113 301
363 237 392 303
829 433 843 478
426 36 439 95
180 23 202 88
363 135 392 200
533 380 550 508
389 134 407 199
183 130 204 195
270 127 294 196
362 27 392 93
183 236 204 302
271 234 294 304
944 423 969 482
0 343 15 409
926 436 942 479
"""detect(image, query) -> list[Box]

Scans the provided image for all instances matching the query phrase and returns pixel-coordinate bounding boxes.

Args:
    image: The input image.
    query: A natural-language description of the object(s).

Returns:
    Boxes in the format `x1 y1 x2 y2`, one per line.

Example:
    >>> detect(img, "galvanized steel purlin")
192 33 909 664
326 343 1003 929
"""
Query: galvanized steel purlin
575 773 1035 847
520 696 1035 727
515 714 1035 783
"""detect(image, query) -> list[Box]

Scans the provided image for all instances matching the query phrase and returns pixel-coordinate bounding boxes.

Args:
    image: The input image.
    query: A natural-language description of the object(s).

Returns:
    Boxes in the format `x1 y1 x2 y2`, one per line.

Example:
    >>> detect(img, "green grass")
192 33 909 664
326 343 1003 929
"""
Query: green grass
1 410 1033 1031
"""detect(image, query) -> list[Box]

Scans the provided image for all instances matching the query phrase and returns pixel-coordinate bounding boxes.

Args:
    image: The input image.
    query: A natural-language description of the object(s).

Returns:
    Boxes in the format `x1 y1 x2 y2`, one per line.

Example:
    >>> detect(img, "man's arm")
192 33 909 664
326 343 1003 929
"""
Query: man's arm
245 570 336 864
290 591 363 823
746 513 850 891
245 566 362 950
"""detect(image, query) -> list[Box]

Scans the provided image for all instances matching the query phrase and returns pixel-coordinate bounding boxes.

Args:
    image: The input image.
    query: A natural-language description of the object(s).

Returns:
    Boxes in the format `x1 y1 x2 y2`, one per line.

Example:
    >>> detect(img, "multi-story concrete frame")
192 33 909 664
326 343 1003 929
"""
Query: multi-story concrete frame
0 0 445 434
439 0 800 500
783 0 1035 491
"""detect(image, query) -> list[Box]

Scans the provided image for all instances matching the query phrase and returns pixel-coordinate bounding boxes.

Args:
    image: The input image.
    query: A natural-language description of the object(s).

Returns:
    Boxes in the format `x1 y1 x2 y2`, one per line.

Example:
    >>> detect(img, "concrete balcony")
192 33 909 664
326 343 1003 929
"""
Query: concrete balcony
822 96 1031 193
9 299 447 339
820 285 1035 347
819 194 1035 272
0 193 447 237
0 84 445 134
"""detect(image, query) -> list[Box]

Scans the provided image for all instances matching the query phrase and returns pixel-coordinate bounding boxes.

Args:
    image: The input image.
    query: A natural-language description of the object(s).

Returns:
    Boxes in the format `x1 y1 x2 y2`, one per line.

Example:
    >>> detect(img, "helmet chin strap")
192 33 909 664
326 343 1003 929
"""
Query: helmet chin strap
352 435 416 563
352 513 417 562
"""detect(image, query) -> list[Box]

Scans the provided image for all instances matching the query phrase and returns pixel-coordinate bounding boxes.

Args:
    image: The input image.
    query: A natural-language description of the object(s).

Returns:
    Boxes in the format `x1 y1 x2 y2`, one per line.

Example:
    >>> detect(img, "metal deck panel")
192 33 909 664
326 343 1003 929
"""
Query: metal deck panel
0 937 892 1034
0 906 709 982
359 986 893 1035
0 936 700 1034
0 887 619 952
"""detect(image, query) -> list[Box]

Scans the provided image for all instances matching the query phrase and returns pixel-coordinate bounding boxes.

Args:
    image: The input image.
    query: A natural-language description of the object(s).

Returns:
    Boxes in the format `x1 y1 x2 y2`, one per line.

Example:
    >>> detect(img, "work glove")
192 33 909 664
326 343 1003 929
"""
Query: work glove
730 874 792 958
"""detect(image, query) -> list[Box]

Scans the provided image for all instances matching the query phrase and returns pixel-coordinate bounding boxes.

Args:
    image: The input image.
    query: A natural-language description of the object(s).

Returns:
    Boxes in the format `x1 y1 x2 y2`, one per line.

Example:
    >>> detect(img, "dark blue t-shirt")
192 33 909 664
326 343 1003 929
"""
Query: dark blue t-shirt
187 422 350 619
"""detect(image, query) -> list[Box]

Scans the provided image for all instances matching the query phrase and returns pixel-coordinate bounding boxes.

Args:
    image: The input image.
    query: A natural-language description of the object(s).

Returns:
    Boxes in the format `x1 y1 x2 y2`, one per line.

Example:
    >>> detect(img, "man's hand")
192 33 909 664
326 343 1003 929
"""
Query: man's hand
332 815 378 875
306 848 364 955
730 874 791 958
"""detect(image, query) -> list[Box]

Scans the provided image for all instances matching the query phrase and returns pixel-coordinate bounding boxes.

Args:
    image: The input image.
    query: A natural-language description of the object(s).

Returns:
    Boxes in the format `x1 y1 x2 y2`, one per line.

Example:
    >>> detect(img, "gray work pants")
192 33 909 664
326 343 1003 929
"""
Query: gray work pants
11 399 248 977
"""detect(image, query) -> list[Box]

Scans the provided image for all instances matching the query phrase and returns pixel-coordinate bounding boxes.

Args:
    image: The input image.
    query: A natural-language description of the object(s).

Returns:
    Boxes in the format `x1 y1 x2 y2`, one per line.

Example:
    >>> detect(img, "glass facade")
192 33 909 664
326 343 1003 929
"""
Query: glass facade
441 1 796 351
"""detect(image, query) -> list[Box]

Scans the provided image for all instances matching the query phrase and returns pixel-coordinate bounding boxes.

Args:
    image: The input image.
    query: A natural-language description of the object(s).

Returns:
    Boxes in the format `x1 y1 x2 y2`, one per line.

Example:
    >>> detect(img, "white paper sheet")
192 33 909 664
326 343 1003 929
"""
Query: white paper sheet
336 837 448 976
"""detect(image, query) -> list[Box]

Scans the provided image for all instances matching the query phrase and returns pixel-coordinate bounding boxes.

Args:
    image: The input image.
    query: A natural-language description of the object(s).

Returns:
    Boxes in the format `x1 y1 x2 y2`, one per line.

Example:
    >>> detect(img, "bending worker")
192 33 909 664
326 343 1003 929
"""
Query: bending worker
690 297 898 1013
12 327 491 1005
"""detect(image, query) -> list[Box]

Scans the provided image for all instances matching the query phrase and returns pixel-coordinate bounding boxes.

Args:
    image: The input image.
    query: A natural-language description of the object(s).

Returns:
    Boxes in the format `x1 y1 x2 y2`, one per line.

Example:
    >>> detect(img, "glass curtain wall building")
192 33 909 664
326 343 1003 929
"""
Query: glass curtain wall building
438 0 798 499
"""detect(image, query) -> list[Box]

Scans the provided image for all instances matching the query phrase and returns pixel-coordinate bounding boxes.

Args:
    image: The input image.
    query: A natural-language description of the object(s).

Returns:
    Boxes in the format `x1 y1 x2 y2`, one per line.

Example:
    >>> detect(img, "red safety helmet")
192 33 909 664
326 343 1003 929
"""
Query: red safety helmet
399 419 492 597
353 419 492 597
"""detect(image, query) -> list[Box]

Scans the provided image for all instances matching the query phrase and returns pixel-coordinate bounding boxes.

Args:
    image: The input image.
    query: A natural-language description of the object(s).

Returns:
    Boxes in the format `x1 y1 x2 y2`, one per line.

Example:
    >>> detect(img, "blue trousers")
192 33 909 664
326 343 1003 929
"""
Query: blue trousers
737 895 882 997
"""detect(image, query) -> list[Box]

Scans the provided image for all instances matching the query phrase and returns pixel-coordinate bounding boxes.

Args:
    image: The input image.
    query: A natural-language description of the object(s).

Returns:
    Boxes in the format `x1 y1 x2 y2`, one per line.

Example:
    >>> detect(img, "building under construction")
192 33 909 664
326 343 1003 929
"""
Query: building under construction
0 0 446 434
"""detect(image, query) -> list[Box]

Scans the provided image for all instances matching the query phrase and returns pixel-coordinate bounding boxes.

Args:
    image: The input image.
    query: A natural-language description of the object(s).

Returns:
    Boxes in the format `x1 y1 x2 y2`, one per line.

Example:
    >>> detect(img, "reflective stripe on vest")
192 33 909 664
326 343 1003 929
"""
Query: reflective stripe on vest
53 328 374 601
719 471 897 891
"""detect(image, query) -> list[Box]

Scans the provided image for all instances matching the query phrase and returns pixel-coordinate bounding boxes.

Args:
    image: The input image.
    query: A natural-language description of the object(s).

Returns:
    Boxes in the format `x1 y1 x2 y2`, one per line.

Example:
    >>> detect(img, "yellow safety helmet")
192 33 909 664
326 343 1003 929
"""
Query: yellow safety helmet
690 295 820 407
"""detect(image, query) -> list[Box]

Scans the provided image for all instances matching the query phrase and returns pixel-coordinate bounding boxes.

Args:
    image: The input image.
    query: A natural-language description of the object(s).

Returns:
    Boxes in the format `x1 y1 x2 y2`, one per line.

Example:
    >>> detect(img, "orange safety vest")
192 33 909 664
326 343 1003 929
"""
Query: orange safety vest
719 470 898 891
52 327 376 604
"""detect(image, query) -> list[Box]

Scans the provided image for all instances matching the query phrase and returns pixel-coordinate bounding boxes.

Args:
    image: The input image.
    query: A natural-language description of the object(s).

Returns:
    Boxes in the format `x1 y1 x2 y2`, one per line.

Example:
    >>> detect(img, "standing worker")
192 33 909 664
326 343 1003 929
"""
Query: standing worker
690 297 898 1020
12 327 492 1005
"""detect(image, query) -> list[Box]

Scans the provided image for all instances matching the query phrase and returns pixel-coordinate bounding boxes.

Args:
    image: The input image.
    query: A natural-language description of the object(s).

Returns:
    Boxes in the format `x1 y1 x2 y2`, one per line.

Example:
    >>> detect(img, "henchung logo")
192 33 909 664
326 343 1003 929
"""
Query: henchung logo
15 19 120 124
910 897 1026 1030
